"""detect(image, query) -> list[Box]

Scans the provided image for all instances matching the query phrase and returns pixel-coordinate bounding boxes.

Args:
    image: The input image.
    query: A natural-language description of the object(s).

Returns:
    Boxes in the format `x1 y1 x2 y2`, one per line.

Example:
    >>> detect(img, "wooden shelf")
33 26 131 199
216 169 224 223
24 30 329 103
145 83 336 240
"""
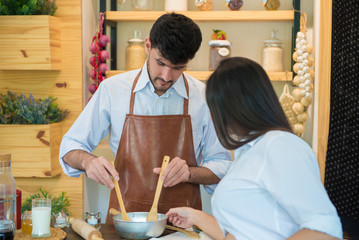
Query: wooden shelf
106 70 292 82
105 10 294 22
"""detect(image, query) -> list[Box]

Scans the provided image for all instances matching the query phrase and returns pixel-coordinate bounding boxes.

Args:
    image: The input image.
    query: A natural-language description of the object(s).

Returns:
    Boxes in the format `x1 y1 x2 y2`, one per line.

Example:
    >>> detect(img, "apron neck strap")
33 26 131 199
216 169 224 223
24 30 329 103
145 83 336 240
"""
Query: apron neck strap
129 70 189 115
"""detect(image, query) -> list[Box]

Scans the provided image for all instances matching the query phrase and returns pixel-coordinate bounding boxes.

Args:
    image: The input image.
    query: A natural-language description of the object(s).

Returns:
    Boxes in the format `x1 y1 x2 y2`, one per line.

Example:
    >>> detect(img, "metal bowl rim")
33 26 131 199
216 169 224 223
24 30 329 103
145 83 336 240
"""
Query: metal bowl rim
112 212 168 223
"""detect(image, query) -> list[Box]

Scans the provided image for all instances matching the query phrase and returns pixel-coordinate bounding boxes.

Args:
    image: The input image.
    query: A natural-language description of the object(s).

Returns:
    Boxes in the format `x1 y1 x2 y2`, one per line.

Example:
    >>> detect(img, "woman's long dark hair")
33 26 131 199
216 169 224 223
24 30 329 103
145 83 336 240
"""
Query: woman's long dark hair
206 57 292 150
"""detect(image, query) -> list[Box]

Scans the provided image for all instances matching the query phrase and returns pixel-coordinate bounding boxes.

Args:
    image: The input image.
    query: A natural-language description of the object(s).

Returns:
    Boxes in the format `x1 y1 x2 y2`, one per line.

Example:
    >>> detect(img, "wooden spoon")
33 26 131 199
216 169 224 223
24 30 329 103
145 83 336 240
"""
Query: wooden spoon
166 225 201 239
111 161 131 221
109 208 121 216
146 155 170 222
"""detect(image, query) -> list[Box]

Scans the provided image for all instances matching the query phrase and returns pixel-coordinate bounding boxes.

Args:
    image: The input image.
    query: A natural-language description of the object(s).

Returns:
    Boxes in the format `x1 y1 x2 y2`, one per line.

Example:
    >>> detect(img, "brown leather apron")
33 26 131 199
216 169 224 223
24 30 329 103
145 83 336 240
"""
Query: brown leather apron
106 71 202 223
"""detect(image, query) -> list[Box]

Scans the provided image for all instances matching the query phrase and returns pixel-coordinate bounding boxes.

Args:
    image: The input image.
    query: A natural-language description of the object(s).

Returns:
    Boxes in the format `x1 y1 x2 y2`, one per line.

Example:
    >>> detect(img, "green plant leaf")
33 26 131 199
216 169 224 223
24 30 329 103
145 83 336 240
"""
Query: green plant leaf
0 91 68 124
21 188 70 215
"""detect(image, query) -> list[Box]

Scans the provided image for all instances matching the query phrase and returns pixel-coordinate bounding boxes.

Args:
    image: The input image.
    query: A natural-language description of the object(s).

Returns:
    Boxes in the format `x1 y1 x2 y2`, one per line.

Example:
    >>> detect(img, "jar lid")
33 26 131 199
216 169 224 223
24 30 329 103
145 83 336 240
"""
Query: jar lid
208 40 231 46
0 154 11 162
128 38 144 43
264 29 282 46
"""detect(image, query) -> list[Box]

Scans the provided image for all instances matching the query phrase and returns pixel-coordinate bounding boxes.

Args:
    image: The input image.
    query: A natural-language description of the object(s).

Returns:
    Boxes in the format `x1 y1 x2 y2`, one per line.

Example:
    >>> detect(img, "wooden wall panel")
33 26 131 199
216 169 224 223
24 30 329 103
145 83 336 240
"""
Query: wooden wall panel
317 0 332 183
0 0 84 218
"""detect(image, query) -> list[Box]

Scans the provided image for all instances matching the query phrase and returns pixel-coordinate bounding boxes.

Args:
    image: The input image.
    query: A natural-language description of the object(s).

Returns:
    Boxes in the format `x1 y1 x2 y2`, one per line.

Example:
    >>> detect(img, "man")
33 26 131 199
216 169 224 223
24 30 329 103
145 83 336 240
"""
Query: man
59 13 232 223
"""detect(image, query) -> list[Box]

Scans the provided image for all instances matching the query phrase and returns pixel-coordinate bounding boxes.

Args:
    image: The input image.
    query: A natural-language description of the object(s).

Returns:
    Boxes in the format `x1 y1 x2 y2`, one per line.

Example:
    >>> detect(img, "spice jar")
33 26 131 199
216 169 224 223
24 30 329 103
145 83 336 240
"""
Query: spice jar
208 40 231 71
125 31 147 71
84 212 101 230
262 29 283 72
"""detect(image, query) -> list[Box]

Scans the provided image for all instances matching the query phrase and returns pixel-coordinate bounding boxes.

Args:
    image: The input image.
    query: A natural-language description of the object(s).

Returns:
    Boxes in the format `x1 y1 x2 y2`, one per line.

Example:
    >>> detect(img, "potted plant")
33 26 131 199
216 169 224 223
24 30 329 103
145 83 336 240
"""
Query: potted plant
0 91 69 178
0 0 61 70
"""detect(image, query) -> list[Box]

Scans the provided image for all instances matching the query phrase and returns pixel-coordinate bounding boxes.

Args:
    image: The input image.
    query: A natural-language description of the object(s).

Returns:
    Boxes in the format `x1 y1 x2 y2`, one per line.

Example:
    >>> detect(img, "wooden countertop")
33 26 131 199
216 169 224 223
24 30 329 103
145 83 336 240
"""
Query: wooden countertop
64 224 175 240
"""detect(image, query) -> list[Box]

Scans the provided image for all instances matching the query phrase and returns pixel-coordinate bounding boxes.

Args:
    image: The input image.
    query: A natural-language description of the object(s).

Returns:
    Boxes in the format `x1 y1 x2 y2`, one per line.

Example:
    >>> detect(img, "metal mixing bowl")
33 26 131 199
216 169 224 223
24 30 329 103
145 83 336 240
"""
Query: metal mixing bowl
113 212 168 239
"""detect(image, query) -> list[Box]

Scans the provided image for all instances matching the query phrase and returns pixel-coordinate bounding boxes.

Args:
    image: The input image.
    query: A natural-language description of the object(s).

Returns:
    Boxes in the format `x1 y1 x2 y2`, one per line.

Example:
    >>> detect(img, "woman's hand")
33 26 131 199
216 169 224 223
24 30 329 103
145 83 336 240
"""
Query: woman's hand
166 207 197 228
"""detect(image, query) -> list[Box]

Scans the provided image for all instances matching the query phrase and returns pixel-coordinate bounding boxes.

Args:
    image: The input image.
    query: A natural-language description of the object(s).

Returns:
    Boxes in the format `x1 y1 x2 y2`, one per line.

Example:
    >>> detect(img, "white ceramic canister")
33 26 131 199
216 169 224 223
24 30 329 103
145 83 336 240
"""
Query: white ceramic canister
165 0 187 11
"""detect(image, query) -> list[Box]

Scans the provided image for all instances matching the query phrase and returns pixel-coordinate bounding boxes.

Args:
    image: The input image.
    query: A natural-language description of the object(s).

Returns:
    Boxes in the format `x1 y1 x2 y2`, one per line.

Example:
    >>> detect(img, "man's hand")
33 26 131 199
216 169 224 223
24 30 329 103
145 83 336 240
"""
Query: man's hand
153 157 190 187
82 156 119 189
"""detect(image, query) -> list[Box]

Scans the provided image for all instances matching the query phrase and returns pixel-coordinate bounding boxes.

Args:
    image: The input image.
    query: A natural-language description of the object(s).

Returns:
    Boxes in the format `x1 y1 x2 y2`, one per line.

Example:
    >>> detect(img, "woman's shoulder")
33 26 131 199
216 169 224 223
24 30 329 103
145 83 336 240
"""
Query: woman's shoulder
258 130 313 156
262 130 306 145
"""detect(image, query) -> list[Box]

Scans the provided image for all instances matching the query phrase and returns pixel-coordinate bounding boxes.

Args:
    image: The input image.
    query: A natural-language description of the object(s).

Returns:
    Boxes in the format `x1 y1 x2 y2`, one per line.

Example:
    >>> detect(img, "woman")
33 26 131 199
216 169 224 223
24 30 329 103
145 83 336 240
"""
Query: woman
166 57 342 240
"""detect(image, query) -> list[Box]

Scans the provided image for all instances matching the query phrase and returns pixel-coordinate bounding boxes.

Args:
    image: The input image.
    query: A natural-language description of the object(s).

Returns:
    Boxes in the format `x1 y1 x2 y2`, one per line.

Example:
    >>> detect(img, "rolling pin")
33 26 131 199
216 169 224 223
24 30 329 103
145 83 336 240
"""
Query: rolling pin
69 217 103 240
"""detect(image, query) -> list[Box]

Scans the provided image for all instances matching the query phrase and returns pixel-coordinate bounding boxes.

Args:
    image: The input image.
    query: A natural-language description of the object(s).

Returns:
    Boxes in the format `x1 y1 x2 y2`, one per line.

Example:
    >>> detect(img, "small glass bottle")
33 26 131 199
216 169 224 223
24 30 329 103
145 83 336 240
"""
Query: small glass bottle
208 40 231 71
125 30 147 71
0 154 16 240
132 0 153 10
262 29 284 72
84 212 101 230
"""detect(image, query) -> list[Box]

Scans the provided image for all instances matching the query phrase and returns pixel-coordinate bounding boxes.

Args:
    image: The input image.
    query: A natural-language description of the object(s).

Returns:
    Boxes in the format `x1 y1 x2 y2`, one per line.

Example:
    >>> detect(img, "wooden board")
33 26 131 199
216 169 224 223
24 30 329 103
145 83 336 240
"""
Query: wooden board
0 123 62 177
17 174 84 221
317 0 332 183
0 15 61 70
15 227 66 240
106 70 293 82
105 10 294 22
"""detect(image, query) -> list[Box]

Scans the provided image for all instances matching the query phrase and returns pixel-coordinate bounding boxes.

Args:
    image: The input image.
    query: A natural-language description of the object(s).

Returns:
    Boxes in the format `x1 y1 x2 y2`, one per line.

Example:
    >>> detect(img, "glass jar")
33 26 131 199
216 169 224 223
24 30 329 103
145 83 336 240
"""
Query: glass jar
132 0 153 10
195 0 213 11
84 212 101 230
225 0 243 11
0 154 16 240
125 36 147 70
21 211 32 235
262 29 283 72
208 40 231 71
262 0 280 10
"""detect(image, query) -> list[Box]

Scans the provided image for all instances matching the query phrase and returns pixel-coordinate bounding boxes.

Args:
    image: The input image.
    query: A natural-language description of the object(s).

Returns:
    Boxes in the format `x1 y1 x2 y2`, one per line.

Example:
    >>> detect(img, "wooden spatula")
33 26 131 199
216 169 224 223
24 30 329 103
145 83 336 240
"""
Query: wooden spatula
166 225 201 239
146 155 170 222
111 161 131 221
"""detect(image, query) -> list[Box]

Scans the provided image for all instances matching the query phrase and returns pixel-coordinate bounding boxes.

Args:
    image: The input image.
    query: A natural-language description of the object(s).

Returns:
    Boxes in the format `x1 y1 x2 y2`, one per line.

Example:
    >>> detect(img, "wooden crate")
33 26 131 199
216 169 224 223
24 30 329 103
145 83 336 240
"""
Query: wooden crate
0 15 61 70
0 123 62 177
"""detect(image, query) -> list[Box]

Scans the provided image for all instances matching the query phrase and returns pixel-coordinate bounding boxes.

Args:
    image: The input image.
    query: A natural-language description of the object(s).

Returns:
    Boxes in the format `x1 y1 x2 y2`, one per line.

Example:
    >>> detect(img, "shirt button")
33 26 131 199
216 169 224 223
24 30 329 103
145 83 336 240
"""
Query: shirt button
157 99 160 103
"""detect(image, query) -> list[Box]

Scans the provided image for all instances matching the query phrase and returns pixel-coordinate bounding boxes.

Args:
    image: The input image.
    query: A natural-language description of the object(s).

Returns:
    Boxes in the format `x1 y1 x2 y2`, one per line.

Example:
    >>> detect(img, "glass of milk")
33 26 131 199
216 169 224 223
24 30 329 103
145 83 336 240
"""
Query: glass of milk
31 198 51 238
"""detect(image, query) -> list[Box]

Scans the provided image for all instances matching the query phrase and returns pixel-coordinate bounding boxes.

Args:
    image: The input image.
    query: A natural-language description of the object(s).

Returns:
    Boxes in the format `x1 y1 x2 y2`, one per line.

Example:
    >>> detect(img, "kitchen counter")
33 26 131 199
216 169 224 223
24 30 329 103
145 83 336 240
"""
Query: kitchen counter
64 224 177 240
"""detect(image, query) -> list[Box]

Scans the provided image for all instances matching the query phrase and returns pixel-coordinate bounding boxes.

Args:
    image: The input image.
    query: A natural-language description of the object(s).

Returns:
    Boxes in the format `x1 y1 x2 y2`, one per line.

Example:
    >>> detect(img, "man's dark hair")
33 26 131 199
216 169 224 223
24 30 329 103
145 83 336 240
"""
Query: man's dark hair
206 57 293 150
149 13 202 65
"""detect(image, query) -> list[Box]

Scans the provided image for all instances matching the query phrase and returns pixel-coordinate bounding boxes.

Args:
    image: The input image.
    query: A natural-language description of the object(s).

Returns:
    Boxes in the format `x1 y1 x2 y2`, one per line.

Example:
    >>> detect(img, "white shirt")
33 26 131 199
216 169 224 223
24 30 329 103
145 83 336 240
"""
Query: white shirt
212 130 342 239
59 63 232 193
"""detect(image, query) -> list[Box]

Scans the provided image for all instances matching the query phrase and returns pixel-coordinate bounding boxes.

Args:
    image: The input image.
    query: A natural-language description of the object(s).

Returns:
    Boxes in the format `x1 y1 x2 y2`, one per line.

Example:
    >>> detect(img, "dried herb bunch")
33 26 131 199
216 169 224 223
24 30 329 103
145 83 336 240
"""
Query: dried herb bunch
0 0 57 16
0 91 69 124
22 188 70 215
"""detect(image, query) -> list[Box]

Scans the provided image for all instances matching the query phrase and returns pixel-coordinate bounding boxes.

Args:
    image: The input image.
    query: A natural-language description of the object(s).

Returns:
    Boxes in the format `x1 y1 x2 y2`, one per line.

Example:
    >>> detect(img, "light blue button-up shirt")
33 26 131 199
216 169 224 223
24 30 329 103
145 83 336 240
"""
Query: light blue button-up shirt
59 63 232 193
212 131 342 239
